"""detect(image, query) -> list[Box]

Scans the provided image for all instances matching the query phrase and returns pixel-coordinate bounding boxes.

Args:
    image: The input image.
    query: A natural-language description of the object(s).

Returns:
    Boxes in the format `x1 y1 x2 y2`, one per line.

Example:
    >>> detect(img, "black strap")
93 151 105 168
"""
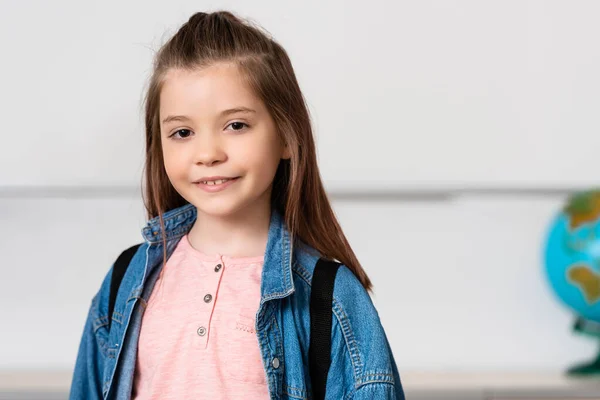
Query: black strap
107 243 142 330
309 258 342 400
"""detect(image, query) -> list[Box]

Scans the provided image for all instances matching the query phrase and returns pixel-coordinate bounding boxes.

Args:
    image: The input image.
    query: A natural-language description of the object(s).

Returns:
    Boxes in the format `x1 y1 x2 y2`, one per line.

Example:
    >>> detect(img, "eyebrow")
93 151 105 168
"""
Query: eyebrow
161 107 256 126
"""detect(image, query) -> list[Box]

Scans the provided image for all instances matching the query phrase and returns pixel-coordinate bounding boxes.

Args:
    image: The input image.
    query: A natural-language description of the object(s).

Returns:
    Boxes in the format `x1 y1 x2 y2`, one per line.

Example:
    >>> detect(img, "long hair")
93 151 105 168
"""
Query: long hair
141 10 373 292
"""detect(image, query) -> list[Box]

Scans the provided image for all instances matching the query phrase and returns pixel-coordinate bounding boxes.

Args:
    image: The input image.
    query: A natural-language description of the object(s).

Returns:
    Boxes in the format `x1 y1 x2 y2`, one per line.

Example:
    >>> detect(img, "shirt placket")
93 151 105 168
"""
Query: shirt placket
195 257 224 349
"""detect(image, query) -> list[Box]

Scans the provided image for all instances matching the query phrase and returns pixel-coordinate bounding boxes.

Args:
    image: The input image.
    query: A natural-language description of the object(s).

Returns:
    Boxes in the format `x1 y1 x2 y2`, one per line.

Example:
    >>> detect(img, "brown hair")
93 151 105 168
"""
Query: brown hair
141 10 373 293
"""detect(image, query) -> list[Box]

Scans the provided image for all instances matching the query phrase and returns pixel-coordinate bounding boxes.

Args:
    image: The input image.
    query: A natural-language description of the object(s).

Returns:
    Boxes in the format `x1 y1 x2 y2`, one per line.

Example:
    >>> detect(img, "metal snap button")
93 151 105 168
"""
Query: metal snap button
204 294 213 303
272 357 280 369
197 326 206 336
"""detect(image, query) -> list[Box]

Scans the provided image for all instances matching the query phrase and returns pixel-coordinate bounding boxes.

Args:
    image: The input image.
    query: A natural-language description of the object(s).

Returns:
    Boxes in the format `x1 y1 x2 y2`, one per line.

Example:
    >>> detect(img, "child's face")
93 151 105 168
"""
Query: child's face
159 62 290 219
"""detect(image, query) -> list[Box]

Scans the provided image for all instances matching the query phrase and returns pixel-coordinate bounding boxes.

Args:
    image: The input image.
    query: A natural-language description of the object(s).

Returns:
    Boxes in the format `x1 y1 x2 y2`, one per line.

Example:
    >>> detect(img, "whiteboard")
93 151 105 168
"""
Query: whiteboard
1 0 599 191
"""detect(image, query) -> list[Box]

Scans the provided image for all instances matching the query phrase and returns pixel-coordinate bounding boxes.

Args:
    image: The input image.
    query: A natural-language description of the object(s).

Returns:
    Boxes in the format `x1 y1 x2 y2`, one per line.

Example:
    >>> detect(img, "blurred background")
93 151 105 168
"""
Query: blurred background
2 0 600 399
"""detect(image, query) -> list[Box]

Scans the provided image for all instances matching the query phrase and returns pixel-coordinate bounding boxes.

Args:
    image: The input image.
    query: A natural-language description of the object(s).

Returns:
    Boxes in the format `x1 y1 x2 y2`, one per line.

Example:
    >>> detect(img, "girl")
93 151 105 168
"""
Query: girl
70 10 405 400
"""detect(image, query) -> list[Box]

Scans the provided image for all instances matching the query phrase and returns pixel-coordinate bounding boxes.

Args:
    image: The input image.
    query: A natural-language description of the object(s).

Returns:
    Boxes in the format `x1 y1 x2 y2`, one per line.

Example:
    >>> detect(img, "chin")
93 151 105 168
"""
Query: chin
192 199 246 219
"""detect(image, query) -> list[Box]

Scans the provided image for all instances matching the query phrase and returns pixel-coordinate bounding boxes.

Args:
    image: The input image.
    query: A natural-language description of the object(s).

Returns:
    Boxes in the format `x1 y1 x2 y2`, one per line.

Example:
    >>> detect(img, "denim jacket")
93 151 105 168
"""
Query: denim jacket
69 202 405 399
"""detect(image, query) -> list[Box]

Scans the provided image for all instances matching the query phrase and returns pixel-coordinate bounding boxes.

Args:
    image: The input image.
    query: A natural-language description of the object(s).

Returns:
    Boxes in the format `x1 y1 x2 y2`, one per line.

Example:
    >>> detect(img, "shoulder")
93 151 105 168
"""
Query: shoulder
293 241 400 390
292 239 378 322
89 242 149 322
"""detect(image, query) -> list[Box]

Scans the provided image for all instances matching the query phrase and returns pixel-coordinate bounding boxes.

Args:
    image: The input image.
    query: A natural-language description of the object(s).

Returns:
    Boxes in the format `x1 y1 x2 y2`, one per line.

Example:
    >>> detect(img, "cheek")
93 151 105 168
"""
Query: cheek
240 139 280 171
162 147 187 179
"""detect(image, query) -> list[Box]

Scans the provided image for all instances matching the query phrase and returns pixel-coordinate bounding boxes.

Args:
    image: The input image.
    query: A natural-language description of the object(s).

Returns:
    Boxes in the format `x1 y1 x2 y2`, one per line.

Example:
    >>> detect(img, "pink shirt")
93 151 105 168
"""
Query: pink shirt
132 233 270 399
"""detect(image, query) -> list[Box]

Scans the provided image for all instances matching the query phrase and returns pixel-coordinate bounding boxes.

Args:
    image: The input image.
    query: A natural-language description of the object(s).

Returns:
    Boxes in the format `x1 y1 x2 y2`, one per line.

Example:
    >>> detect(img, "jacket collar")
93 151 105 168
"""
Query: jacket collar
141 202 295 302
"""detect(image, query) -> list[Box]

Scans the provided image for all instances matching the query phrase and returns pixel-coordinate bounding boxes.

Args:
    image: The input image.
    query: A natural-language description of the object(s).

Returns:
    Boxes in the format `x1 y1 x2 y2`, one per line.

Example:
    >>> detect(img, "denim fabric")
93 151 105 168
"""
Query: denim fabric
69 203 405 399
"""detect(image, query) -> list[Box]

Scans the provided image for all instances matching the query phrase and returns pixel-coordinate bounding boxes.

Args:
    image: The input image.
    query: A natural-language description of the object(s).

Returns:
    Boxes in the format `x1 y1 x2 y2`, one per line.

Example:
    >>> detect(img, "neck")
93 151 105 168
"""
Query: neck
186 197 272 258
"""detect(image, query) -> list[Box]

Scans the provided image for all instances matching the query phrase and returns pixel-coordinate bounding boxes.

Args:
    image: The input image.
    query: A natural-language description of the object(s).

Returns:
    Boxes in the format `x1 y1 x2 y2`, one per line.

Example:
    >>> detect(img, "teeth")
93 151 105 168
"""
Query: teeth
201 178 231 185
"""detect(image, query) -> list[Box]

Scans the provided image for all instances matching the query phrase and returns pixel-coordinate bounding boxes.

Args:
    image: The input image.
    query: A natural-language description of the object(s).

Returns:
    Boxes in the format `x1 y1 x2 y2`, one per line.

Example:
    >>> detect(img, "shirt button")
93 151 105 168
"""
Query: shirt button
204 294 213 303
214 263 222 272
272 357 280 369
197 326 206 336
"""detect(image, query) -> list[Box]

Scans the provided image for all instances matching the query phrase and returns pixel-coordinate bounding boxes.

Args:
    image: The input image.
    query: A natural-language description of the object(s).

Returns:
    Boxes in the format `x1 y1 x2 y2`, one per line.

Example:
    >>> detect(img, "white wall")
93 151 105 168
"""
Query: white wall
1 0 598 375
2 0 600 188
0 193 593 372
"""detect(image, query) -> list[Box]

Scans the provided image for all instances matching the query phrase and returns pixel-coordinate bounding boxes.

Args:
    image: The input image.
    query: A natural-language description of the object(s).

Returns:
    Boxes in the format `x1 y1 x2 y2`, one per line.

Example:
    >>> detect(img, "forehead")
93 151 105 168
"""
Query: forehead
160 63 260 116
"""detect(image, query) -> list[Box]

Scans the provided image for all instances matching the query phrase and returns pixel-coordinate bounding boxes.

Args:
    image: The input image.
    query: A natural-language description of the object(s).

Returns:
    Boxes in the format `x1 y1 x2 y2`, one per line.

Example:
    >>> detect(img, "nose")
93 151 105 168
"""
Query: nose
194 133 227 166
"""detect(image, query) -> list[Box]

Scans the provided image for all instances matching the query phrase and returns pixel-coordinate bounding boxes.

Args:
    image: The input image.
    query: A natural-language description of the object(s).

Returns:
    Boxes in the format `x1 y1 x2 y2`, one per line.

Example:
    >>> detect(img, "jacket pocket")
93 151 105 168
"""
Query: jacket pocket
225 312 268 385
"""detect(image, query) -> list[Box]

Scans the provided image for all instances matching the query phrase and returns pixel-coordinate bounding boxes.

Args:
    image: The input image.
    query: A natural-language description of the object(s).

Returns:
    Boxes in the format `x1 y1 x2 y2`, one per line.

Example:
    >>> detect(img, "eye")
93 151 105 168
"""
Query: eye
169 129 193 139
226 121 249 132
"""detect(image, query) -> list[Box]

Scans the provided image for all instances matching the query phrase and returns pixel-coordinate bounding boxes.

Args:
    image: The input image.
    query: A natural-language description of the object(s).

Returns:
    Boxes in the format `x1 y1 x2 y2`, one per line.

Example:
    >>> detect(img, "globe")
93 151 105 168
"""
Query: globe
544 190 600 375
544 190 600 323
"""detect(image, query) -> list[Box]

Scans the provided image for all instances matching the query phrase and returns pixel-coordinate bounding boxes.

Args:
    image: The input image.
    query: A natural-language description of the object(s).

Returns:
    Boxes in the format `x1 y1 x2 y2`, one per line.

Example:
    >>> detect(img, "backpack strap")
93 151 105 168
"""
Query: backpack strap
107 243 142 331
309 258 342 400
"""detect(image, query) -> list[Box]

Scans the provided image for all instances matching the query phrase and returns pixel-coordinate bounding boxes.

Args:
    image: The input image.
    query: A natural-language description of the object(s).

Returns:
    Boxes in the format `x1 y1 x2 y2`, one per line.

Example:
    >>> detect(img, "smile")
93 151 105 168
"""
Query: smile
194 177 240 192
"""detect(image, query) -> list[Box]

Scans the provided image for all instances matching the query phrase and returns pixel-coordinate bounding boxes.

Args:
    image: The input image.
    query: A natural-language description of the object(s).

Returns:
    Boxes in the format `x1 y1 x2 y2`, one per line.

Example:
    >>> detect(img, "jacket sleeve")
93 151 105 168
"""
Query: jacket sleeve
69 260 116 400
69 294 105 400
329 265 407 400
353 382 404 399
350 340 406 400
385 323 406 400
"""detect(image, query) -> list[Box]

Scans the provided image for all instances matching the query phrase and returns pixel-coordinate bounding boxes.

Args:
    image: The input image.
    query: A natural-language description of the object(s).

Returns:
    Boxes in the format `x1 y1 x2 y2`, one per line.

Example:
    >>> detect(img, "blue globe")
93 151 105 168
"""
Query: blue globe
544 191 600 323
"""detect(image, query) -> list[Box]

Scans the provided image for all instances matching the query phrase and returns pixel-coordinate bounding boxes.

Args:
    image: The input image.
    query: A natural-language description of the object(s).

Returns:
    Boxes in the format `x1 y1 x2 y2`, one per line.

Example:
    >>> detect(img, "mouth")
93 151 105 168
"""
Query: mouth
195 177 240 185
194 176 241 192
